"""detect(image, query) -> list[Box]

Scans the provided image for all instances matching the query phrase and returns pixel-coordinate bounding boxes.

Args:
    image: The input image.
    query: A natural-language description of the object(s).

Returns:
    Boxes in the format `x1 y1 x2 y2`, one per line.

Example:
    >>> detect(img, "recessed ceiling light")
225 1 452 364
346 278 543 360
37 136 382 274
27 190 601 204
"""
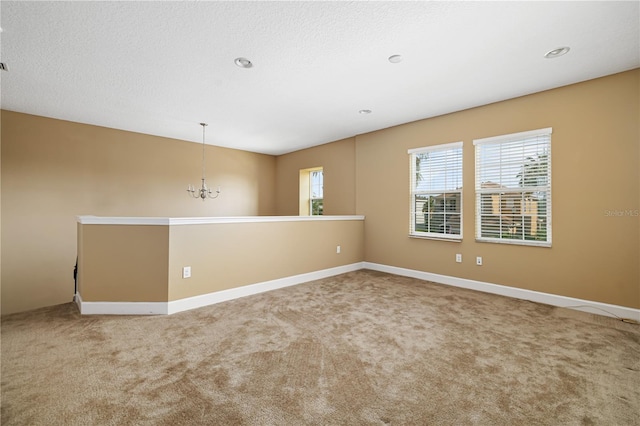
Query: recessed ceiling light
544 47 570 59
359 109 372 115
388 54 403 64
234 57 253 68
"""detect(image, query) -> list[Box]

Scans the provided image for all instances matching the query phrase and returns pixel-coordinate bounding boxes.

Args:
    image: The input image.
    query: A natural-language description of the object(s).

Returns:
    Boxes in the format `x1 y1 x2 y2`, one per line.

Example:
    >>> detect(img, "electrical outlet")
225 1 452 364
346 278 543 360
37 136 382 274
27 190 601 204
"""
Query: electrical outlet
182 266 191 278
456 254 462 263
336 245 341 254
476 257 483 266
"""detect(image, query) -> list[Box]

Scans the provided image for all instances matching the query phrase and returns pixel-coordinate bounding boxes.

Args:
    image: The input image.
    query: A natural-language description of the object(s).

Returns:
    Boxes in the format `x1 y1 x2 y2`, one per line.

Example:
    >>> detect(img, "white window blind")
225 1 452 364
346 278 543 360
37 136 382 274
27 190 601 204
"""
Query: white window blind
409 142 463 240
474 128 552 246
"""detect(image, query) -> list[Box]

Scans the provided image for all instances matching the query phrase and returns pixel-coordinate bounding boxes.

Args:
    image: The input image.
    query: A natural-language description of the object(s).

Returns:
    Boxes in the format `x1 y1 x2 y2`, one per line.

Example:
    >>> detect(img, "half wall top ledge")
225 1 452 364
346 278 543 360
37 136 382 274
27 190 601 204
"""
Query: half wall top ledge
77 215 365 225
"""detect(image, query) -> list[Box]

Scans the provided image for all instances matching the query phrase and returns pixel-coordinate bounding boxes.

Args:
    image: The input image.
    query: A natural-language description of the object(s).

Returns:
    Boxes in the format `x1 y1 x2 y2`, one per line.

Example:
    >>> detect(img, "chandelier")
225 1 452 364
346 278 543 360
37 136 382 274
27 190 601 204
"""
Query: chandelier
187 123 220 200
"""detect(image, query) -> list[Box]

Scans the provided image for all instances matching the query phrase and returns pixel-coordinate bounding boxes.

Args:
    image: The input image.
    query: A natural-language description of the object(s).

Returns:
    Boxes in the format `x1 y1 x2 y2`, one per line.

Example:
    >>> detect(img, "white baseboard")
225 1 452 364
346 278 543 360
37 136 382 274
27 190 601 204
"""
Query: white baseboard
167 262 364 315
363 262 640 323
77 293 167 315
77 262 363 316
75 261 639 322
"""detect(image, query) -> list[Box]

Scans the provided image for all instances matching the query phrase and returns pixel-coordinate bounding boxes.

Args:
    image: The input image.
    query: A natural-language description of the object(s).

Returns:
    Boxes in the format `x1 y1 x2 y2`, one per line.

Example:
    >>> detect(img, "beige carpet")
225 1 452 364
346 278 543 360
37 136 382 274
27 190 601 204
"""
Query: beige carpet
2 270 639 425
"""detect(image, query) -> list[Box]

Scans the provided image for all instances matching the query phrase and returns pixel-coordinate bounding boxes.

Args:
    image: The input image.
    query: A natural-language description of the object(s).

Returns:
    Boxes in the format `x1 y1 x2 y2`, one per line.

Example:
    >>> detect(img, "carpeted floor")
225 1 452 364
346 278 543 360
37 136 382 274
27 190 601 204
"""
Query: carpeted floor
1 270 639 425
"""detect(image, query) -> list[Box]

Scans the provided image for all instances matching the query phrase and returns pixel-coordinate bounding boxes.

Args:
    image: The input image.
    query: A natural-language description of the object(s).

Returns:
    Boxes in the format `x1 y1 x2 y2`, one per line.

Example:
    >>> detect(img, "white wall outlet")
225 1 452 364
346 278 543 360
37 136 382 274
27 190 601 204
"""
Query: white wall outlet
476 257 483 266
456 254 462 263
182 266 191 278
336 245 341 254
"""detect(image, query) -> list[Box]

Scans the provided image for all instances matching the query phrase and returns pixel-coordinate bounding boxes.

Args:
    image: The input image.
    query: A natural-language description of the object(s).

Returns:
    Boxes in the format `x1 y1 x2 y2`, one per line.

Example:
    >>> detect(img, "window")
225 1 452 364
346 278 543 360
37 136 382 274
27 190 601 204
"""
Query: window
474 128 551 246
299 167 323 216
310 169 324 215
409 142 463 240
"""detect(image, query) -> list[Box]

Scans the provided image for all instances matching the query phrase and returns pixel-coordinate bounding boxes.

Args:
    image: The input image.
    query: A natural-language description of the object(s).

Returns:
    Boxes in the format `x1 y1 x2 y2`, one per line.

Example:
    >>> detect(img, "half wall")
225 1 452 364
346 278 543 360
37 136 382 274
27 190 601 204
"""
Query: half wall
76 215 365 314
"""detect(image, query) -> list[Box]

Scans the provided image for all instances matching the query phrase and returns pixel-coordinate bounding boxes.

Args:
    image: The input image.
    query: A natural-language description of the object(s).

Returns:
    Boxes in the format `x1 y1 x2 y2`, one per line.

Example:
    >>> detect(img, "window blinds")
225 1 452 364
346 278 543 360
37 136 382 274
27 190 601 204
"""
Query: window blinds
409 142 463 239
474 128 551 246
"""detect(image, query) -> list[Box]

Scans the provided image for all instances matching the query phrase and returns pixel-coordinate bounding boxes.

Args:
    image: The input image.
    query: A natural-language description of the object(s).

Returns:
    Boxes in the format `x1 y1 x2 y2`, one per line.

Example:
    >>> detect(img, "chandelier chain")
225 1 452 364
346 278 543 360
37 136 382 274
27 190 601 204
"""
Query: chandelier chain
187 122 220 200
201 123 207 180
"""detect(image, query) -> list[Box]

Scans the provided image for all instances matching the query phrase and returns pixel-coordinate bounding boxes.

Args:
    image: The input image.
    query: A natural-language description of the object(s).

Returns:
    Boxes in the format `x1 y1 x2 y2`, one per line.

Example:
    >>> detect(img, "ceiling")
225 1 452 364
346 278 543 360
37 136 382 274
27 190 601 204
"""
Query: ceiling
1 1 638 155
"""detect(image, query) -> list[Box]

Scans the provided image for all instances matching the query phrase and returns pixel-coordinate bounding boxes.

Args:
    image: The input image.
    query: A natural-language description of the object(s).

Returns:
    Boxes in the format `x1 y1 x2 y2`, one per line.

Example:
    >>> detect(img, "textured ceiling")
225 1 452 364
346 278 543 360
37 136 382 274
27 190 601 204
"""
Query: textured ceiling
1 1 638 155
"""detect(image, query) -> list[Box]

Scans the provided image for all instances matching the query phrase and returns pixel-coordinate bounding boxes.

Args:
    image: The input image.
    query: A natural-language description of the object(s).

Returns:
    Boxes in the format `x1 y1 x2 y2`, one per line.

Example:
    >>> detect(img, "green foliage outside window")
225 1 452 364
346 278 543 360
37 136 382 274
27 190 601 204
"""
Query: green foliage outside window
311 199 323 215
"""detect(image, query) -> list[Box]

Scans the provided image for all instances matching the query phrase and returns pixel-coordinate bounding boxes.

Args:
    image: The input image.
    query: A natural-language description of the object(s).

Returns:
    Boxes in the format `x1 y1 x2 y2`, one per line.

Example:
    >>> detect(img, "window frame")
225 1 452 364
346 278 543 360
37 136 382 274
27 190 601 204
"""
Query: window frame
473 128 552 247
408 141 463 241
299 166 323 216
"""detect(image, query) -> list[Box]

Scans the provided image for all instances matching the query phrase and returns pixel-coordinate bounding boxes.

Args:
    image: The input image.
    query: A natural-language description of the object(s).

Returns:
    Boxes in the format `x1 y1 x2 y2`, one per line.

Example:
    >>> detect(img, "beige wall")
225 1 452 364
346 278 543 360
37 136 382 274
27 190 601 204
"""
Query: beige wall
1 111 276 314
3 70 639 314
167 220 364 301
356 69 639 309
78 224 169 302
276 137 356 215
